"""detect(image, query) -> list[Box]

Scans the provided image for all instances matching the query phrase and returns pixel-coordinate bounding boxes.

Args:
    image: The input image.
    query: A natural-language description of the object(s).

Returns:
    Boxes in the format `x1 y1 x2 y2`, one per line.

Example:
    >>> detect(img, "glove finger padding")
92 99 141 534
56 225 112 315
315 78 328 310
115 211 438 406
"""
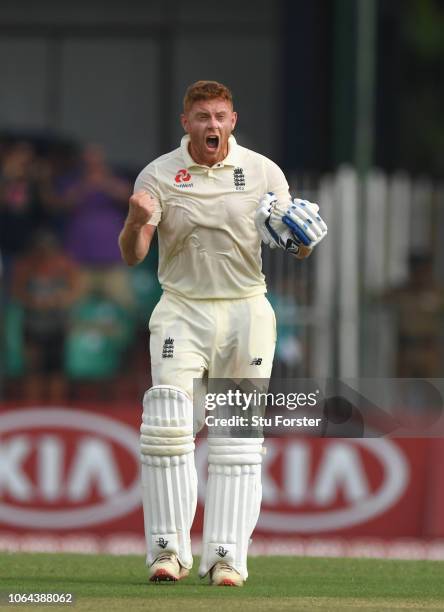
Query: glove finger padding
282 198 327 247
255 192 287 250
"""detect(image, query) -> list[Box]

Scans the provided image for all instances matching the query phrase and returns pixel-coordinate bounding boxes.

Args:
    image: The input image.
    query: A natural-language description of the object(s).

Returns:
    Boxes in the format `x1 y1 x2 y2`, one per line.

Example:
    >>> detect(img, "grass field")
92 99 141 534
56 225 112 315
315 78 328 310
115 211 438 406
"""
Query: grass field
0 552 443 611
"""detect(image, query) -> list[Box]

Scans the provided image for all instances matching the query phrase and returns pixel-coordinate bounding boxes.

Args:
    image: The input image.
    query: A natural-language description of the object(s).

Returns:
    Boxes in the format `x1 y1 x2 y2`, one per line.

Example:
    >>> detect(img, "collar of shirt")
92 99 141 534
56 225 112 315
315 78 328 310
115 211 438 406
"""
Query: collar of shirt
180 134 243 170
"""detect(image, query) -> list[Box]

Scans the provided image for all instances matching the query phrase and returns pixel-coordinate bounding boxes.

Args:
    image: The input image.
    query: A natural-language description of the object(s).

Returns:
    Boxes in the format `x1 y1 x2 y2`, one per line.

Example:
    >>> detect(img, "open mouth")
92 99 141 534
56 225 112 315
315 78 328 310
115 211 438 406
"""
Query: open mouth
206 135 219 150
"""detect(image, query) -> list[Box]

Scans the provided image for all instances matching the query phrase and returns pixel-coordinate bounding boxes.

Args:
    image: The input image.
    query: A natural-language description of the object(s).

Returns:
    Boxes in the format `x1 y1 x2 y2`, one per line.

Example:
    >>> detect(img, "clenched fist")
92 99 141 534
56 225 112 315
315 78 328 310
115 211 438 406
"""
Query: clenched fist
127 190 158 227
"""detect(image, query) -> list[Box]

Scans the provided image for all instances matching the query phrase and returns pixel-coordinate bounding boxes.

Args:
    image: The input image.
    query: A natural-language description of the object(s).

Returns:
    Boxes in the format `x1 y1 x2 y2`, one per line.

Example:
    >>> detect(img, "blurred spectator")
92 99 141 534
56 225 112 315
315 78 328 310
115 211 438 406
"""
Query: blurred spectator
386 254 444 377
0 142 42 283
11 229 81 403
60 144 134 308
34 139 81 240
65 288 136 386
268 278 305 375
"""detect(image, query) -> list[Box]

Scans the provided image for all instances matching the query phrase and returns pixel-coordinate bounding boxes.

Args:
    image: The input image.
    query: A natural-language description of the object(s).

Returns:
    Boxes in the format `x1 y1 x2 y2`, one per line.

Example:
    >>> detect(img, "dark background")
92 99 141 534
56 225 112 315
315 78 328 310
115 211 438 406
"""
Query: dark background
1 0 443 176
1 0 443 402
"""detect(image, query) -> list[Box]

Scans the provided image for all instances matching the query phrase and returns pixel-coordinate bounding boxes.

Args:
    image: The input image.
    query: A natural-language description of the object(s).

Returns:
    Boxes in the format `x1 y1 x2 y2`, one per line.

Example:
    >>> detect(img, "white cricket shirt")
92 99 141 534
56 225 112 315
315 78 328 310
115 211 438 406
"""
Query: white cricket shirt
134 135 290 299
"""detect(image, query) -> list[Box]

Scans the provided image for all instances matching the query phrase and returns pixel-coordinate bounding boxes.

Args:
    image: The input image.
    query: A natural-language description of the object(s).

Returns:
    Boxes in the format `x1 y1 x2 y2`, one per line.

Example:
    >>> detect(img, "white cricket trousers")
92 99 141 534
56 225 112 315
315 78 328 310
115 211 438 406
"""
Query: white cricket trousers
144 290 276 577
149 291 276 414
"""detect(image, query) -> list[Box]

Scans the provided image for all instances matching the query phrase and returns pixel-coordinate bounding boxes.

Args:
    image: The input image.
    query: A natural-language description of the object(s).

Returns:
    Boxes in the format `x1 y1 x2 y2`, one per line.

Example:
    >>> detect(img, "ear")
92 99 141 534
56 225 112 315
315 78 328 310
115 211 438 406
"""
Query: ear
180 113 189 133
231 111 238 131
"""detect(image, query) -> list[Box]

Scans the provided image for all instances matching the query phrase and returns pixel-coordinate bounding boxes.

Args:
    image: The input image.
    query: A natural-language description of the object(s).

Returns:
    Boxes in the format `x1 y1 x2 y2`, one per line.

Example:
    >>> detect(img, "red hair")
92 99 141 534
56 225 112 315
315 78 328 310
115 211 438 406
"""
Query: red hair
183 80 233 112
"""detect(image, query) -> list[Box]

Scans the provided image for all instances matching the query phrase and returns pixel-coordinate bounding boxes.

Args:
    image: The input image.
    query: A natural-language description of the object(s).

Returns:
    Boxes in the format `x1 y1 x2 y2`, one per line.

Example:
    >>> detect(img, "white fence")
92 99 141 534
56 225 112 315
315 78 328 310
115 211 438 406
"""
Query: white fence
263 166 444 379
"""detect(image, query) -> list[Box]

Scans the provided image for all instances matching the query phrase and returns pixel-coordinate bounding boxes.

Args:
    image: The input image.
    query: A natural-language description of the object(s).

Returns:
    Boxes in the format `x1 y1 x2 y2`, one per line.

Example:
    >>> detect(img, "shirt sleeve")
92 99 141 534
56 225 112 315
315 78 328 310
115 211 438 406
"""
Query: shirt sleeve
133 163 162 227
263 158 320 215
263 158 291 216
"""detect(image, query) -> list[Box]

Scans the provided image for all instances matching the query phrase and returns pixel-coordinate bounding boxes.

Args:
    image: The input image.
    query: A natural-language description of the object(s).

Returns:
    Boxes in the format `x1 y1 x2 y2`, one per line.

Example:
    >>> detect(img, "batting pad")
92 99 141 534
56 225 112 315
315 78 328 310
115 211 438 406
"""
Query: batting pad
199 437 264 580
140 385 197 569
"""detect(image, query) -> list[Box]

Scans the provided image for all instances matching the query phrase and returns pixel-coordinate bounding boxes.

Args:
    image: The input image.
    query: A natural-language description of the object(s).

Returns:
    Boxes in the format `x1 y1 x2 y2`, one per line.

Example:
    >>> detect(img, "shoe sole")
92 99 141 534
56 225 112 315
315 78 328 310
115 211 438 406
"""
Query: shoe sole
150 568 190 583
219 579 238 586
150 569 178 582
212 578 243 587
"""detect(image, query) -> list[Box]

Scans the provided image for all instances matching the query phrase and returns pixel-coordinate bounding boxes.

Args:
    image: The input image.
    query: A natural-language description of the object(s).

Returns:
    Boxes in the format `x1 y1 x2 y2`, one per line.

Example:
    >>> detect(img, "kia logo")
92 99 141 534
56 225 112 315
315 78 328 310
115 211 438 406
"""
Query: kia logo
195 439 409 532
0 409 140 529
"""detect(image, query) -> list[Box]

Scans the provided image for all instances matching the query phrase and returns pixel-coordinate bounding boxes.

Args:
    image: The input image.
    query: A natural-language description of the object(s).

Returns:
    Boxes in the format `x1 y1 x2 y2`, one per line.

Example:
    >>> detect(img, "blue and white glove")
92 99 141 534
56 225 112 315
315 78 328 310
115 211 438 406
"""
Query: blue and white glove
282 198 328 248
255 192 327 255
255 192 299 254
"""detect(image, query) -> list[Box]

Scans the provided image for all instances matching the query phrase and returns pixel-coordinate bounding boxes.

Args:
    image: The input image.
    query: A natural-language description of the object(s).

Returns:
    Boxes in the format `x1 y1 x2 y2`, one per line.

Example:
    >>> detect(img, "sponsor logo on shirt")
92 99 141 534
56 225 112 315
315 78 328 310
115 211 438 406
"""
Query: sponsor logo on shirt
233 167 245 191
174 168 193 188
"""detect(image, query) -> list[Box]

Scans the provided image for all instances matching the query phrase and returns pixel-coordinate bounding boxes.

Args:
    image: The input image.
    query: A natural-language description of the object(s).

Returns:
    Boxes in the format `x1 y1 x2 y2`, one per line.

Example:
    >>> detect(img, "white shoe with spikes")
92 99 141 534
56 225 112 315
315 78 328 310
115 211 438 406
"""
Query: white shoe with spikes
209 562 244 587
149 552 190 583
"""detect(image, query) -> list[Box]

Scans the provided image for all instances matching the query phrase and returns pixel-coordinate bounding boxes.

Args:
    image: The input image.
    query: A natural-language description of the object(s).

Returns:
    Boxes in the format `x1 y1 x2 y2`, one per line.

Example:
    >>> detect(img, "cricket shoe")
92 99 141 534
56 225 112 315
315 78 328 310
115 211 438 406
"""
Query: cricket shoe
209 562 244 587
149 552 189 582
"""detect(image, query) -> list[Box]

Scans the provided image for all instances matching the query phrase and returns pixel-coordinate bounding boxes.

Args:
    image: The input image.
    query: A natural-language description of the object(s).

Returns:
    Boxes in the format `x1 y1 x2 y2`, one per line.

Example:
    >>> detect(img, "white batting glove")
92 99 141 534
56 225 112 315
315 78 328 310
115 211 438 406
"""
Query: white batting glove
282 199 328 248
255 192 301 255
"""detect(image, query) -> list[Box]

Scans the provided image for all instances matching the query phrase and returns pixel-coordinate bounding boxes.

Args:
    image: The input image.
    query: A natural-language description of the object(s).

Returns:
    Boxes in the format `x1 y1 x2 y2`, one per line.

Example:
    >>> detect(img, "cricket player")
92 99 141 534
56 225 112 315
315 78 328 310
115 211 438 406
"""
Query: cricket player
119 81 327 587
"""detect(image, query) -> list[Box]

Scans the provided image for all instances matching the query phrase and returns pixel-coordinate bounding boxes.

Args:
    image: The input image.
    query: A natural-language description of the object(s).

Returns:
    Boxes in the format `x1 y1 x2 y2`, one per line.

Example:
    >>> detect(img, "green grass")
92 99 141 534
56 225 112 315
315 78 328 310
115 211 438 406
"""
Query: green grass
0 553 443 611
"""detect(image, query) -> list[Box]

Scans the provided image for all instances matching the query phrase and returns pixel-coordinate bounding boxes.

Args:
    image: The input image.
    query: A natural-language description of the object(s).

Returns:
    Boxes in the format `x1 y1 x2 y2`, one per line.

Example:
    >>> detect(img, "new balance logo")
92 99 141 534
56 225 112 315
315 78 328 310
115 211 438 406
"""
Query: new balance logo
215 546 228 558
156 537 168 549
250 357 263 365
162 337 174 359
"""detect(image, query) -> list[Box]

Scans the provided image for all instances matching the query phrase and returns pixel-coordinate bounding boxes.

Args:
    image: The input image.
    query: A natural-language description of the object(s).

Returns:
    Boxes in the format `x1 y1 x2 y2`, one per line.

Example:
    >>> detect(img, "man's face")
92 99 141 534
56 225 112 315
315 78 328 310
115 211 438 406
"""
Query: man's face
181 98 237 167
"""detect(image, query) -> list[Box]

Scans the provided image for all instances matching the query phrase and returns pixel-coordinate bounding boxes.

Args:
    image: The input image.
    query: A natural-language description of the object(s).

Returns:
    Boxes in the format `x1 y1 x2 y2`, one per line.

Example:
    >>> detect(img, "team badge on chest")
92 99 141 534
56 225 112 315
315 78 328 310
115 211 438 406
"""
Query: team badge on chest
162 337 174 358
233 167 245 191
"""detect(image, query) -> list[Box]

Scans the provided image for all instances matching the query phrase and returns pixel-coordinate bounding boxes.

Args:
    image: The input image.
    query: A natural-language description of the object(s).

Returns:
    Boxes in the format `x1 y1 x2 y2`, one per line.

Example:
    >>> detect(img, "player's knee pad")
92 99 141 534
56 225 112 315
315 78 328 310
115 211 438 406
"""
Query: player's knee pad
140 385 194 462
140 385 196 569
199 437 264 580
